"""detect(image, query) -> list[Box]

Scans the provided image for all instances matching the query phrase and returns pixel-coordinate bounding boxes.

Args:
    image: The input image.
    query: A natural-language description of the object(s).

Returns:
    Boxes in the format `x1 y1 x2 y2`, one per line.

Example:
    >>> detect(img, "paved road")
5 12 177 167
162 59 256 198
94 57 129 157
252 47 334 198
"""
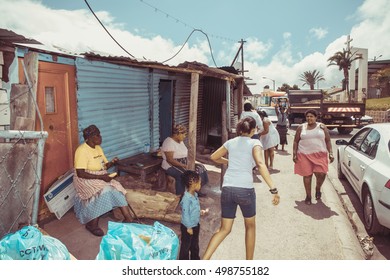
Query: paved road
208 128 366 260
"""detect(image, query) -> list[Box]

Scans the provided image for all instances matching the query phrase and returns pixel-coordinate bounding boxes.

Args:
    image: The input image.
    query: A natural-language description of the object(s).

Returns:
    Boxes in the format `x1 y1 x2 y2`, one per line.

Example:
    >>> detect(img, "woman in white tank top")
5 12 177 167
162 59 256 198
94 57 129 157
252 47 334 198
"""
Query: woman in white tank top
292 110 334 205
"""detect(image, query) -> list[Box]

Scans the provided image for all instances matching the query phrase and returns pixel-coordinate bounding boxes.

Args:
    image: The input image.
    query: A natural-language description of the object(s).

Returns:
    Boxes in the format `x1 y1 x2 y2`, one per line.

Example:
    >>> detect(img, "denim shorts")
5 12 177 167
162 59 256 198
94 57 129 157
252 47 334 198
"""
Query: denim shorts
221 187 256 218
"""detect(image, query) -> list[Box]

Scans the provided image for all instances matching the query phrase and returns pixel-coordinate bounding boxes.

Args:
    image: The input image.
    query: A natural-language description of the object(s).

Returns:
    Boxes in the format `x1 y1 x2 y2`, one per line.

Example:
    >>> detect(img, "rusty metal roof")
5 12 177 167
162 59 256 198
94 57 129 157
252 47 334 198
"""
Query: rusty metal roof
82 53 243 81
0 28 41 45
1 28 244 82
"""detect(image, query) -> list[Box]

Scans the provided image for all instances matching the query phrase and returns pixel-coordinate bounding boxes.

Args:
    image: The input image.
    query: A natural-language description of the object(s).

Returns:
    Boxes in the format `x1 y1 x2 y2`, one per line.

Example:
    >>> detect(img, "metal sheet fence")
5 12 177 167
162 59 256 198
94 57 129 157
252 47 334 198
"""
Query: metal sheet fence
0 130 47 239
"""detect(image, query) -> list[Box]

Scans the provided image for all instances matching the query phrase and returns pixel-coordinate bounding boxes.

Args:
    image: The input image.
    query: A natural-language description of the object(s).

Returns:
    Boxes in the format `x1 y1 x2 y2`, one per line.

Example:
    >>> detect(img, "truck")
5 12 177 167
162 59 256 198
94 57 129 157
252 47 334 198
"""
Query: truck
287 90 366 134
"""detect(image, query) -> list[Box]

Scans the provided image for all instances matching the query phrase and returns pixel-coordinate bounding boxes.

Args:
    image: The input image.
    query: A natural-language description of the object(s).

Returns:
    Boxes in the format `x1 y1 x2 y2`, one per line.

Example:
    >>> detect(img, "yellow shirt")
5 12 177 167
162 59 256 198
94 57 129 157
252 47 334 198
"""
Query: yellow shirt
74 143 108 171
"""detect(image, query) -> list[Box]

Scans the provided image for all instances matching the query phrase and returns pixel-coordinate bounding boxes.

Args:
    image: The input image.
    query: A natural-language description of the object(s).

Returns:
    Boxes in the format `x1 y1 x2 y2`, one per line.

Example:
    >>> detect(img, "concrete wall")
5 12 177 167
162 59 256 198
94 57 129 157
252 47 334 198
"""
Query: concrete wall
366 110 390 123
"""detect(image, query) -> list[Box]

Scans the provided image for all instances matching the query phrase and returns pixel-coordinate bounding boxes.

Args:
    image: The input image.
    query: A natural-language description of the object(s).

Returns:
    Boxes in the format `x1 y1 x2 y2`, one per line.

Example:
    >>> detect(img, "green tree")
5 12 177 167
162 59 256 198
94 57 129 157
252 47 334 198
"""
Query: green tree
370 67 390 90
327 48 362 102
278 83 300 92
299 70 325 90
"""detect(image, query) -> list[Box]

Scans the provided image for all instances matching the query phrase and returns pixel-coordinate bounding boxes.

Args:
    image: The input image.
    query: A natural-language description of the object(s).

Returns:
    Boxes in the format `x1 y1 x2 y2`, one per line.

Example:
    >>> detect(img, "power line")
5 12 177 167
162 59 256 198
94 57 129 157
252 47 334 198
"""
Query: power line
162 29 218 67
84 0 135 58
139 0 238 43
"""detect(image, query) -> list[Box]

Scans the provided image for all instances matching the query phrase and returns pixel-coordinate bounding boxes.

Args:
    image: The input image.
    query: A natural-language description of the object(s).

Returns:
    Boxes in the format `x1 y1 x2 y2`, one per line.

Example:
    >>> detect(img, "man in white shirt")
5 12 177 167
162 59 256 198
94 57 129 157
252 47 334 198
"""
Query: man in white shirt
240 102 263 139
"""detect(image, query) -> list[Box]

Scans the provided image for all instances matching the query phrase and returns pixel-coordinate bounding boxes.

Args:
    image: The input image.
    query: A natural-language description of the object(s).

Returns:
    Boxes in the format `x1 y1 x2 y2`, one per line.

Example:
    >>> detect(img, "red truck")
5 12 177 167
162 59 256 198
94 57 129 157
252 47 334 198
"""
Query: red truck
287 90 366 134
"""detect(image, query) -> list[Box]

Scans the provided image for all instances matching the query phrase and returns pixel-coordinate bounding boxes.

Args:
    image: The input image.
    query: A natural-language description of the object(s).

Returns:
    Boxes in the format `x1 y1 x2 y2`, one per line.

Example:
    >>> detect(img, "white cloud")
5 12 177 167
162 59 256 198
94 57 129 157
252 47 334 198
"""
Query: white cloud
0 0 210 64
244 38 273 62
246 0 390 93
1 0 389 95
309 27 328 40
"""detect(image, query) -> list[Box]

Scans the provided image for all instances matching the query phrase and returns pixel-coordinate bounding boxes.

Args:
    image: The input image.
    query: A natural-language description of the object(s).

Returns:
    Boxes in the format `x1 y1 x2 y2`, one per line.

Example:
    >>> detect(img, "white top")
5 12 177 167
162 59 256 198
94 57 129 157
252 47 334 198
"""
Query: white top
222 136 261 189
298 123 327 154
240 111 264 134
260 117 280 150
161 137 188 170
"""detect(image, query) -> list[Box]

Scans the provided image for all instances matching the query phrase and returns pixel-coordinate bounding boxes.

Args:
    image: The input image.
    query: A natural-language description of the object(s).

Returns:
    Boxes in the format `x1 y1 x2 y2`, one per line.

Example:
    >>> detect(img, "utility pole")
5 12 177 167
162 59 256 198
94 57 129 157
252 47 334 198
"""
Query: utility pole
345 34 353 52
231 39 256 86
231 39 246 77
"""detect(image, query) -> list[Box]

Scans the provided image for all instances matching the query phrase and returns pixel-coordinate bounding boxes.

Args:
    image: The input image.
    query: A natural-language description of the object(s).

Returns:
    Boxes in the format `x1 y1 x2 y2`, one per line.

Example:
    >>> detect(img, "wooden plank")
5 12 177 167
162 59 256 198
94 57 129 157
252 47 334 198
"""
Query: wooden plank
187 72 199 170
14 116 34 131
115 189 181 224
23 52 39 128
116 153 162 181
9 84 30 130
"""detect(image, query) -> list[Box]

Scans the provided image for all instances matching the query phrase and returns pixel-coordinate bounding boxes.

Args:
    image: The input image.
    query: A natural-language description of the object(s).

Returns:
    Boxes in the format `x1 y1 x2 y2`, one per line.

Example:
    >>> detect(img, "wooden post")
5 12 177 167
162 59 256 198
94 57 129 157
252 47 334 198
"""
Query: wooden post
23 52 39 130
237 78 244 118
220 101 228 188
187 72 199 170
9 84 34 130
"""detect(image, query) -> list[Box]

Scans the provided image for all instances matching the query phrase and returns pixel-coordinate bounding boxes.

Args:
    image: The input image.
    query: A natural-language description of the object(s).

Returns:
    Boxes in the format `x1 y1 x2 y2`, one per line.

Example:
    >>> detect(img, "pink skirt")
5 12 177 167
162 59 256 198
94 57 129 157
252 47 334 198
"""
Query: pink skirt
294 151 328 176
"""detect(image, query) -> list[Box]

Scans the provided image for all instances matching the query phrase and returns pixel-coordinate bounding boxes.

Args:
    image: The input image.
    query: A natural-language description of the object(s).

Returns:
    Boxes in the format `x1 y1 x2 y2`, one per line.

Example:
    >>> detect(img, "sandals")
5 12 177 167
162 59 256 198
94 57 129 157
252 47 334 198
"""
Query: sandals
305 196 312 205
315 191 322 200
85 225 104 236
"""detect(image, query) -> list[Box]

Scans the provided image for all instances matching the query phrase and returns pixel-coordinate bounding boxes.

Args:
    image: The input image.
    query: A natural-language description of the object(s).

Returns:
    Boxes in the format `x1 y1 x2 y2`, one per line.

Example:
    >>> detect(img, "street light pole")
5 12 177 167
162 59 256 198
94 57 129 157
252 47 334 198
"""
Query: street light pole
262 76 275 91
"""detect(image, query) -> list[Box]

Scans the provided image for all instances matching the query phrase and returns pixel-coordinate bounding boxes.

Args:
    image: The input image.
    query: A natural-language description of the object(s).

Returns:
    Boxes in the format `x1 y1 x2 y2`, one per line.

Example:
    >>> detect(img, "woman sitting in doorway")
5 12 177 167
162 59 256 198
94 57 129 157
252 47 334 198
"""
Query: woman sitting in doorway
161 124 208 196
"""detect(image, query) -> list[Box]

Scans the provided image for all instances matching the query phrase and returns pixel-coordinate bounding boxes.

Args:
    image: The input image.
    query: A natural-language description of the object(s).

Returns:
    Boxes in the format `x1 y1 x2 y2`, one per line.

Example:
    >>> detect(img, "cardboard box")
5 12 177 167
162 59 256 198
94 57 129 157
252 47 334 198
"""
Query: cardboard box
44 170 76 219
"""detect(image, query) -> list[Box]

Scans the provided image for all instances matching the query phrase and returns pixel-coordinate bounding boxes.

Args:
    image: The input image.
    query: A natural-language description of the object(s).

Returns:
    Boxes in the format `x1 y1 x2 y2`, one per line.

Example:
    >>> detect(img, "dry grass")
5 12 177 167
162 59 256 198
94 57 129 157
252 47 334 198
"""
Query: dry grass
366 97 390 111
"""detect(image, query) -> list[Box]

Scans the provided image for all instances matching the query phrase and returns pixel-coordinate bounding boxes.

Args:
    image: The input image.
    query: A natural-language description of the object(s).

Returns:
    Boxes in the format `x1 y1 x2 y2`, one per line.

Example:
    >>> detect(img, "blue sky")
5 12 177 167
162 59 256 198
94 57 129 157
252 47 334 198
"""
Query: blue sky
1 0 389 93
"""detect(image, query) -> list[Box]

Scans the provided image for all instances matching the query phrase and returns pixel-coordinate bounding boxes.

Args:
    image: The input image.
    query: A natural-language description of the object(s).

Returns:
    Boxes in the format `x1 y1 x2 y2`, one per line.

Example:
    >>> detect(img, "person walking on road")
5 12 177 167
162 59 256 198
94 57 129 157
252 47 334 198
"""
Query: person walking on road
292 109 334 205
275 101 289 151
240 101 263 139
258 110 280 170
202 116 280 260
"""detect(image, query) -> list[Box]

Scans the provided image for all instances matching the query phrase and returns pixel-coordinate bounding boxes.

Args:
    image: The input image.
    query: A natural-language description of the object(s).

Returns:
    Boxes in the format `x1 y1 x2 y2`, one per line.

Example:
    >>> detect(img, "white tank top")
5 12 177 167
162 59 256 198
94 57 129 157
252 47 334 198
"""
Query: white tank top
298 123 327 154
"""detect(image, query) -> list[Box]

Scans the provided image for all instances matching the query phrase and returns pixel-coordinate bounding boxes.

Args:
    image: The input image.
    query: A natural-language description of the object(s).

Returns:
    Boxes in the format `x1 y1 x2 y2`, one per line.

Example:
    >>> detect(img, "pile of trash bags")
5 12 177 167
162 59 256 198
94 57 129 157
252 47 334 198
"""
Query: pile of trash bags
96 221 179 260
0 225 71 260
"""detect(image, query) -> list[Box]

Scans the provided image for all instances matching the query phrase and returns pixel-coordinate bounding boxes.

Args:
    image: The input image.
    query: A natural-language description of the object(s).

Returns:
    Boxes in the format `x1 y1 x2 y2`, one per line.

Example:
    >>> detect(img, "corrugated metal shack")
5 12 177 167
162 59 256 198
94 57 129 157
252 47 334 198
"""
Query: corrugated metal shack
77 54 246 160
1 28 246 223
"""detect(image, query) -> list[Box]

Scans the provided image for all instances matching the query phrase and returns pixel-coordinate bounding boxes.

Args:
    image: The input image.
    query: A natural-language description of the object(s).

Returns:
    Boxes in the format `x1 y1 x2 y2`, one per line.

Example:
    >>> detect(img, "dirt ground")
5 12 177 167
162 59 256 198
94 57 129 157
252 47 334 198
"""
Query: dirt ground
116 153 224 257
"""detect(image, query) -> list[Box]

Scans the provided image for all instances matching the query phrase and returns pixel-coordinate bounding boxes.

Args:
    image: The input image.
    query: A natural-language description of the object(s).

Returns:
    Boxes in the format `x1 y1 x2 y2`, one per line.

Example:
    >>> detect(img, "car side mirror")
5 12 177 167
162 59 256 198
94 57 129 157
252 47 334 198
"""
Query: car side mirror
335 139 349 145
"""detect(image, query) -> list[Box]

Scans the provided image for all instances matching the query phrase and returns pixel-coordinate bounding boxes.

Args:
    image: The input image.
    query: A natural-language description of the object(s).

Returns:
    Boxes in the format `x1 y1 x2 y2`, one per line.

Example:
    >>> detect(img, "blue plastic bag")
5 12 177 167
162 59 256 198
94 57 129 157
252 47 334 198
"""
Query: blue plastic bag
0 225 71 260
96 221 179 260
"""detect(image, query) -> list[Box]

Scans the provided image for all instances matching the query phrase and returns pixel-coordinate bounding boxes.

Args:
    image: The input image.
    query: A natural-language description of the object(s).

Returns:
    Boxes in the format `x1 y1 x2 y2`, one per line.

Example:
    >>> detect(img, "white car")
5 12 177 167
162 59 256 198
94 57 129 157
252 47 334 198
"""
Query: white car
257 106 285 125
336 123 390 235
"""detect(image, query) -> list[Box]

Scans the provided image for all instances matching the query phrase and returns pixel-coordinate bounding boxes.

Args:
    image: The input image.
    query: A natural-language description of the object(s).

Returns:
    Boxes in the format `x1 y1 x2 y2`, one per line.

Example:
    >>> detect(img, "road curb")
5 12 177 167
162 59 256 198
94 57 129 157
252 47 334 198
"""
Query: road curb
326 164 372 259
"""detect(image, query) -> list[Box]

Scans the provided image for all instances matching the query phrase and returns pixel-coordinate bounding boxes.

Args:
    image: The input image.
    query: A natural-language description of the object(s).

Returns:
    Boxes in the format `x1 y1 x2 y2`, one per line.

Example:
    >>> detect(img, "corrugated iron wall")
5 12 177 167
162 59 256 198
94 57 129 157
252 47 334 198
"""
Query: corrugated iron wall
76 58 212 158
200 77 228 146
173 73 204 145
173 73 191 127
151 69 176 147
75 58 154 160
231 86 239 130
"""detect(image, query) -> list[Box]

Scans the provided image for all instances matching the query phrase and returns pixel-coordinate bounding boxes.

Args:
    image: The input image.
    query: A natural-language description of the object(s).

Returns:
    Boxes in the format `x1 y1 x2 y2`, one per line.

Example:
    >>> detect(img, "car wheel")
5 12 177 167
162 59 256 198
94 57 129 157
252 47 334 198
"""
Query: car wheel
362 188 383 235
337 153 345 179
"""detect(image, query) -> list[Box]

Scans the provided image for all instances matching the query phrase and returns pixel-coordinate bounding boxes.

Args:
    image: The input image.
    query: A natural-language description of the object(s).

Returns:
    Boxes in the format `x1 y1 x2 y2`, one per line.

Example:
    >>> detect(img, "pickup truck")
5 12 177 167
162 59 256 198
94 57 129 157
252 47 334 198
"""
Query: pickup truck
287 90 366 134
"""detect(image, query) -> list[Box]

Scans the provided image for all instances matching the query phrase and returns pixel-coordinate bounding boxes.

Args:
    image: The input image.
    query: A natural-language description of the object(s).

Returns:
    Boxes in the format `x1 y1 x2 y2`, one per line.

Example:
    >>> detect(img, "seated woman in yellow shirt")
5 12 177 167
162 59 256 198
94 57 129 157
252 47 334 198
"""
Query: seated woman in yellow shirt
73 125 132 236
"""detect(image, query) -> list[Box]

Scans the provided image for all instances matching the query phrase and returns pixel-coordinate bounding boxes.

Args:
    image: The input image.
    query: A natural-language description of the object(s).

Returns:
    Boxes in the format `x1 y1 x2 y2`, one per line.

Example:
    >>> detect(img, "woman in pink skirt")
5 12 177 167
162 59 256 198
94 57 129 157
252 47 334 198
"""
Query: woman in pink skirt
292 110 334 205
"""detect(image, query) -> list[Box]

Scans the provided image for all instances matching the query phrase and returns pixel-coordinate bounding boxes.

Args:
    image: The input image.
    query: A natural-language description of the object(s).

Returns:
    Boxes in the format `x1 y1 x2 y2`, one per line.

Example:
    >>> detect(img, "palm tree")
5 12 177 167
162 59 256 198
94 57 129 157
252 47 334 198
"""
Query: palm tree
327 48 362 102
299 70 325 90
